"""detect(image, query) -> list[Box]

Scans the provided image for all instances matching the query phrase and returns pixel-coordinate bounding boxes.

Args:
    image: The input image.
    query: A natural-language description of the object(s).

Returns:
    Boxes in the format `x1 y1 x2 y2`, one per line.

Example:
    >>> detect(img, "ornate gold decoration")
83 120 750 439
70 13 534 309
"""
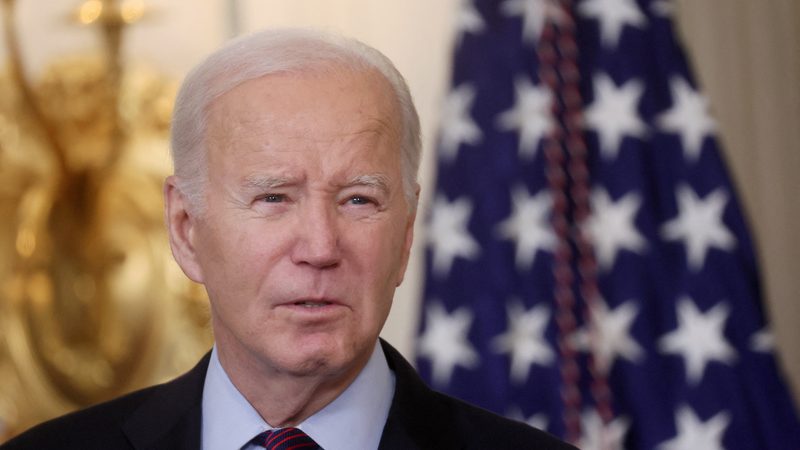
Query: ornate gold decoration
0 0 212 440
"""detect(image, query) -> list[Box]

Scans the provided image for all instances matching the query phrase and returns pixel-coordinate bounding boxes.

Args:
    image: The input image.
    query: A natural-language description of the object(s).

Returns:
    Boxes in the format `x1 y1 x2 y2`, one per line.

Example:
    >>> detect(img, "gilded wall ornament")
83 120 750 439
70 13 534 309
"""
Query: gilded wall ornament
0 0 212 439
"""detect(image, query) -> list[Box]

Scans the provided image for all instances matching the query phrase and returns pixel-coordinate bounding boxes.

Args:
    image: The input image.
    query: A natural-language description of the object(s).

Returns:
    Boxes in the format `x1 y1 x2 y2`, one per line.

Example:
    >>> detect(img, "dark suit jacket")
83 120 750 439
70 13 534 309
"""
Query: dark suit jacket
1 340 575 450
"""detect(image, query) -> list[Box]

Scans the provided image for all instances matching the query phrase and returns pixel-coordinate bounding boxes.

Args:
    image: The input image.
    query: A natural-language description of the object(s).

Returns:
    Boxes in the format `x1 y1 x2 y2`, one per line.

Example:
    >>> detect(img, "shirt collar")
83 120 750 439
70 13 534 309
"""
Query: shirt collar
201 346 269 450
201 341 395 450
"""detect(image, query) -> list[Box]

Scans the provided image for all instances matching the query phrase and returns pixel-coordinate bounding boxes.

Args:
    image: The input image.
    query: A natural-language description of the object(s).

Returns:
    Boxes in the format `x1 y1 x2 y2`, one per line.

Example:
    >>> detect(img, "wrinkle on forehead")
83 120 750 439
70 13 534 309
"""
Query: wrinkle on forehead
207 106 401 167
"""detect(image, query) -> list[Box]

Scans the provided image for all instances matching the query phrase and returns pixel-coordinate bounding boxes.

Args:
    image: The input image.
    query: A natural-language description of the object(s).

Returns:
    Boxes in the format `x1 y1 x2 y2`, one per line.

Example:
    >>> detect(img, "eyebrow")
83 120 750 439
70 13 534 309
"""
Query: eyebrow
347 174 391 194
240 173 392 194
241 174 296 190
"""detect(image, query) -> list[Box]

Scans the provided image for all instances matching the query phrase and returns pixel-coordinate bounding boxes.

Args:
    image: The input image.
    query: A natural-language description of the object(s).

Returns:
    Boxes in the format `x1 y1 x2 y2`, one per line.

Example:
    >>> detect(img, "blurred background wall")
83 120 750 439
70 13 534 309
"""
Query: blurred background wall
0 0 797 432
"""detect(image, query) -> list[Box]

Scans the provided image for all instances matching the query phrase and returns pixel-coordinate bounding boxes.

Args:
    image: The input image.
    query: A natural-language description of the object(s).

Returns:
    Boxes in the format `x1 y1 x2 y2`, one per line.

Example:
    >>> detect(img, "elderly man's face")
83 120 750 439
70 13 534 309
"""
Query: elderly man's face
176 69 415 379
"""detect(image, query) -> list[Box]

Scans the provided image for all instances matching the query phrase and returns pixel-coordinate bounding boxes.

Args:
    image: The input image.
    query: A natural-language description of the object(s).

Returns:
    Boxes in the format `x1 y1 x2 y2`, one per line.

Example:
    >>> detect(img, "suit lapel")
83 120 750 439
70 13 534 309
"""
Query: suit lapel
378 340 465 450
121 353 210 450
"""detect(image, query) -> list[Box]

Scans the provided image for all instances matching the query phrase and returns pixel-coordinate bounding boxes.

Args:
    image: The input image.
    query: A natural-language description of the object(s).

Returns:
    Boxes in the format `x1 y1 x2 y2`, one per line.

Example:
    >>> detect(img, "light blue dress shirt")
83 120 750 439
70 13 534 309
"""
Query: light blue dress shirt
201 341 395 450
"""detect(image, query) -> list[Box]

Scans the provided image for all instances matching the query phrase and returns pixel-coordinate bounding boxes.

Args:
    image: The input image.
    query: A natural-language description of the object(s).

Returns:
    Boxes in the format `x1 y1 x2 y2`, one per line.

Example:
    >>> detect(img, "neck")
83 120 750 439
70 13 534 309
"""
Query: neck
215 341 372 427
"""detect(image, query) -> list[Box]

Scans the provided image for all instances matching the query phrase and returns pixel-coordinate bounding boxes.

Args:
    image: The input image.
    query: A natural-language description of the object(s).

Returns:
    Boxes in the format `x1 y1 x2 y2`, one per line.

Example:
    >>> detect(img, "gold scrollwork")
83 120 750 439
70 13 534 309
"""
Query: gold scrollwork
0 0 212 440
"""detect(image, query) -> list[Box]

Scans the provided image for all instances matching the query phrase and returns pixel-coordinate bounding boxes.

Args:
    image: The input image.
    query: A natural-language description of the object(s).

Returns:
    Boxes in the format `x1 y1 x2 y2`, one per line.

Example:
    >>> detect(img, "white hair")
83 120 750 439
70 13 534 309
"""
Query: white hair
170 28 421 213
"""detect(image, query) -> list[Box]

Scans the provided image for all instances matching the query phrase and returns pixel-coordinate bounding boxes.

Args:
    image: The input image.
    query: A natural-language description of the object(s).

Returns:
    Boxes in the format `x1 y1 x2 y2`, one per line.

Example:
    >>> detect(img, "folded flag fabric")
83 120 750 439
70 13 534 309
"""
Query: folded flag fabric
416 1 800 448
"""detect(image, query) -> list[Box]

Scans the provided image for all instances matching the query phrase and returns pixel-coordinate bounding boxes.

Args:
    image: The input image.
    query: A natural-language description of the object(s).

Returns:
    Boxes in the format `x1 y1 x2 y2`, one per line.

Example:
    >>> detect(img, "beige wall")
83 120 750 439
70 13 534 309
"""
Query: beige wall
675 0 800 402
2 0 798 402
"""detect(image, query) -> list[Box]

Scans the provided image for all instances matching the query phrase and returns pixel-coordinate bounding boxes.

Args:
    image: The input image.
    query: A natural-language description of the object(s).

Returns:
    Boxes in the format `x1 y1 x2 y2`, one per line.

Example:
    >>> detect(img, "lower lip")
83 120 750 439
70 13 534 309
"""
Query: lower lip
279 302 345 317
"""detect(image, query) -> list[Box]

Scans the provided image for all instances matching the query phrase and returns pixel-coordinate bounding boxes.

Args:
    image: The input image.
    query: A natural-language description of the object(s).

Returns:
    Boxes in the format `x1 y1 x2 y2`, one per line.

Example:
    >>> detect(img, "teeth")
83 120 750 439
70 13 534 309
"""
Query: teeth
296 301 329 308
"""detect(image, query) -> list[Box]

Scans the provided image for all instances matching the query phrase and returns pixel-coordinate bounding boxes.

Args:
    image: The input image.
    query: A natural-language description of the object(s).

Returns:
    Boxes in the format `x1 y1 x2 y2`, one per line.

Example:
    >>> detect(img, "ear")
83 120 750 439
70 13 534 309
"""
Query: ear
164 176 205 283
395 183 421 287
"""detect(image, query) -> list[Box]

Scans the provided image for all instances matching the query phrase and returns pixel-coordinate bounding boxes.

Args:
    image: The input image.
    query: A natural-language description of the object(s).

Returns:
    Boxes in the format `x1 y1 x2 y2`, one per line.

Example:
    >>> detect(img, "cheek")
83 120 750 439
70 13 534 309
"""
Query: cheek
346 223 407 297
196 223 283 298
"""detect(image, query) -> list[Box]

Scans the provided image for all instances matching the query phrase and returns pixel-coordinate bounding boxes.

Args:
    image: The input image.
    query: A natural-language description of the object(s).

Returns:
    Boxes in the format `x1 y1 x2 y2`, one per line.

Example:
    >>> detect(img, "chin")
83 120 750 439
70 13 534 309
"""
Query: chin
271 336 358 377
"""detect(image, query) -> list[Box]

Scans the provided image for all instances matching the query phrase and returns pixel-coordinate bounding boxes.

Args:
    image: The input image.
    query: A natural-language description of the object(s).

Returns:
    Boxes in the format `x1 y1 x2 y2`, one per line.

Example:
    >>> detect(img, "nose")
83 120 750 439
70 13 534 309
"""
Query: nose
290 200 341 269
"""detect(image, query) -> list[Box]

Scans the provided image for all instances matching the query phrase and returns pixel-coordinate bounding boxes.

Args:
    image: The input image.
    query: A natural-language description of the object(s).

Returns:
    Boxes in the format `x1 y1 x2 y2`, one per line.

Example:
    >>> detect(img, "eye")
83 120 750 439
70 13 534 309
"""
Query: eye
261 193 285 203
347 195 373 206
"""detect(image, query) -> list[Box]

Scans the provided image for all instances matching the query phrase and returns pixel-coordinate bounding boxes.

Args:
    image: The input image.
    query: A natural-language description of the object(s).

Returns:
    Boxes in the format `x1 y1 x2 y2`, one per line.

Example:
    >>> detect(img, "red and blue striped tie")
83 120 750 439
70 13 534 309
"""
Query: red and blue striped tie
252 428 321 450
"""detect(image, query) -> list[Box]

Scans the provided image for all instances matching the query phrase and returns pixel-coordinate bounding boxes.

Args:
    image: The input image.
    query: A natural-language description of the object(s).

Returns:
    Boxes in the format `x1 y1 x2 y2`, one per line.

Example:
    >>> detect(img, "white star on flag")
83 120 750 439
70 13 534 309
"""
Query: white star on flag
578 409 630 450
656 77 717 162
456 0 485 43
576 298 644 374
426 194 480 278
500 0 566 44
657 406 731 450
496 185 556 270
491 300 554 384
587 188 647 271
584 73 647 160
577 0 647 48
495 76 553 160
750 328 775 353
507 408 549 431
439 83 483 161
417 302 480 386
651 0 675 17
659 297 737 385
661 184 736 271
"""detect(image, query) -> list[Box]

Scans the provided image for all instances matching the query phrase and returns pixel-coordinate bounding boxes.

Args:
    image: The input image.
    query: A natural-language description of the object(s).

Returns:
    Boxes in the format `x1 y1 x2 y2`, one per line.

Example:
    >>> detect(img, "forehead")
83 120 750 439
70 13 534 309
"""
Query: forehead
206 67 400 141
203 67 403 181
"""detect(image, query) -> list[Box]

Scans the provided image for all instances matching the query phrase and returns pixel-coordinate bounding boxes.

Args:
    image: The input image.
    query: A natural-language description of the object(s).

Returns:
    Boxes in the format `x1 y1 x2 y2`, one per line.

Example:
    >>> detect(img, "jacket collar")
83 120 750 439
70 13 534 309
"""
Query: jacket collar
122 353 209 450
378 339 464 450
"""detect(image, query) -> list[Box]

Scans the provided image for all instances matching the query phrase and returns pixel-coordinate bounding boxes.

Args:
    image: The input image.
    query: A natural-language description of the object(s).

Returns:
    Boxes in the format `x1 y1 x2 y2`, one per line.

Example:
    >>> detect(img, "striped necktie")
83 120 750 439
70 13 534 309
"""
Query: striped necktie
251 428 321 450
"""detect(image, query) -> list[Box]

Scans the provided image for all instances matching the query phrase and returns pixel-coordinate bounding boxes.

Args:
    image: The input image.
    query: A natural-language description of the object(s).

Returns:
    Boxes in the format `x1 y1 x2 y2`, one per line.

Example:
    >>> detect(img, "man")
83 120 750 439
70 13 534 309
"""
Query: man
2 29 574 450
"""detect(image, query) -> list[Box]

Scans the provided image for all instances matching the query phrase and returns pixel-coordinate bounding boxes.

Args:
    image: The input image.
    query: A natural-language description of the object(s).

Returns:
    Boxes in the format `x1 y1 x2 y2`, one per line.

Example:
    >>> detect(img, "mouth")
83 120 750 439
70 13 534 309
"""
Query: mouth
279 297 344 310
276 298 346 324
291 300 334 308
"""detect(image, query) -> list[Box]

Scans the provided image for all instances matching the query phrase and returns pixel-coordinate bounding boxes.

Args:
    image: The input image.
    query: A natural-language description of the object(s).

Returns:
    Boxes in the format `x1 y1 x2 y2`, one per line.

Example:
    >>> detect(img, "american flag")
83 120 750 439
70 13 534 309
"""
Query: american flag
414 0 800 448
